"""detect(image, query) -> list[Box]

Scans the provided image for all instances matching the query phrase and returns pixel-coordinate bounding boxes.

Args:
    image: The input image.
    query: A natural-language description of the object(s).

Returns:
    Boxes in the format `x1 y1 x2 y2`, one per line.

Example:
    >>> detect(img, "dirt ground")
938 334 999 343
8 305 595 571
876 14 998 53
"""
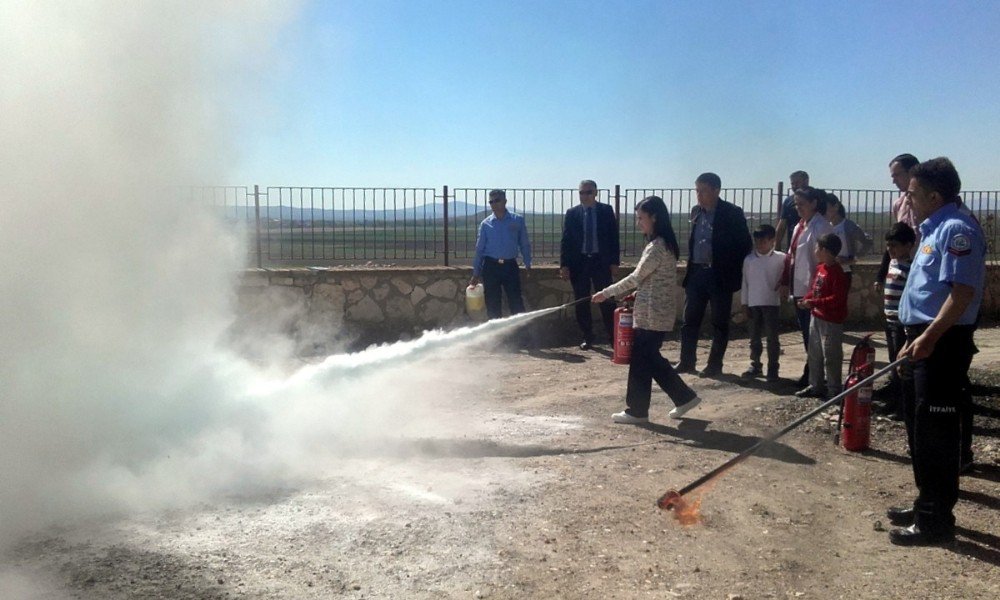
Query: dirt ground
4 326 1000 599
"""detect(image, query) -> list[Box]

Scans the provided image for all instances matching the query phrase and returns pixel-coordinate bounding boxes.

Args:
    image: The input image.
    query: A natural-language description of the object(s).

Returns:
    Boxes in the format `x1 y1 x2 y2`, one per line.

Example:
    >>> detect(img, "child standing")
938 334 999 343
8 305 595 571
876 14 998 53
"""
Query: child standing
875 222 916 418
795 233 849 399
740 224 786 381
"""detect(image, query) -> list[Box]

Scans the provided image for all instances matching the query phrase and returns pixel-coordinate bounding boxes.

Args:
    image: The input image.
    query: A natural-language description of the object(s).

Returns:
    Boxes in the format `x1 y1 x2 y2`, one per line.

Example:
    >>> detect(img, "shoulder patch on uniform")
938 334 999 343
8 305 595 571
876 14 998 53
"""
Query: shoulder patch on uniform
921 245 933 255
947 233 971 256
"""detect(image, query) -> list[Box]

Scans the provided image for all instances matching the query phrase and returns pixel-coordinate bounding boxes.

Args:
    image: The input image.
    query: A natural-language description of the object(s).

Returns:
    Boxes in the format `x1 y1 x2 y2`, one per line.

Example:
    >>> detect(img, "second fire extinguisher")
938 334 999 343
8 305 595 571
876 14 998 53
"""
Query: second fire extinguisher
612 294 635 365
838 335 877 451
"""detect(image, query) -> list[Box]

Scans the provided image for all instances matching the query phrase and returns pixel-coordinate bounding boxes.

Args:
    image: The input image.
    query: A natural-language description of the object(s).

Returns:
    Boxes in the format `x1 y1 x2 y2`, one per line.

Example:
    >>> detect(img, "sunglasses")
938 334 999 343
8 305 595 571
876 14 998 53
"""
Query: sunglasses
488 198 504 204
579 190 596 196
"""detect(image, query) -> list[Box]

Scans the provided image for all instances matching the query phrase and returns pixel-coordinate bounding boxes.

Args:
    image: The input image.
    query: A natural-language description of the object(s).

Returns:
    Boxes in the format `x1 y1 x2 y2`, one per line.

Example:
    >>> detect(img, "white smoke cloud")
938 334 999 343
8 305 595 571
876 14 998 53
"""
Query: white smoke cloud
0 0 302 544
0 1 545 559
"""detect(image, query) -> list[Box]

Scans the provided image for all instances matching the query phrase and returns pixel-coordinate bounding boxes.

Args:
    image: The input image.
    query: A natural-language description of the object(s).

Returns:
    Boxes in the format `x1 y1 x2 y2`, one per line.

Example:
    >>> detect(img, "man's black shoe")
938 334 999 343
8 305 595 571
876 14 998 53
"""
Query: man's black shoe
874 400 902 416
960 460 975 475
889 524 954 546
795 386 826 399
674 363 696 374
698 366 723 378
886 506 915 527
580 340 592 351
797 364 809 384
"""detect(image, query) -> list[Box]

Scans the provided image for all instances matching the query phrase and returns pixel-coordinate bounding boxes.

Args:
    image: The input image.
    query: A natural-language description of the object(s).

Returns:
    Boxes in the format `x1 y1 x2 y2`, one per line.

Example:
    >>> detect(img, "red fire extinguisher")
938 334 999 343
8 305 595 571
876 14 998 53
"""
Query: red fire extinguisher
612 294 635 365
839 335 876 451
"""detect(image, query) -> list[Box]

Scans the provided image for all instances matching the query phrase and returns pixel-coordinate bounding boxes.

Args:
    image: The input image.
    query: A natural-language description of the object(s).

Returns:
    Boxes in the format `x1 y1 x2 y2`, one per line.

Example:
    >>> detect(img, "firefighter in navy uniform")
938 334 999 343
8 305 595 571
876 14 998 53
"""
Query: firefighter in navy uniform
887 157 985 546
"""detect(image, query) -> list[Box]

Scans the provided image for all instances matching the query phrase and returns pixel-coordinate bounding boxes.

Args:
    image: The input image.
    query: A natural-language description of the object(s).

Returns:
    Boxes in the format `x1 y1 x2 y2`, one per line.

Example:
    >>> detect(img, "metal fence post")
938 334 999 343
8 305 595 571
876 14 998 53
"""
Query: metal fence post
776 181 784 217
253 184 263 269
443 185 450 266
614 184 621 221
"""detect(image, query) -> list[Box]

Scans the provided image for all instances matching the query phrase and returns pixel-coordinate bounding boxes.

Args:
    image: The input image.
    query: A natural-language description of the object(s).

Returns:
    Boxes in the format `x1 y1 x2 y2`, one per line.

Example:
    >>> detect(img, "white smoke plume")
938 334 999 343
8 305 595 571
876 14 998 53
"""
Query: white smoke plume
0 0 304 545
0 3 548 562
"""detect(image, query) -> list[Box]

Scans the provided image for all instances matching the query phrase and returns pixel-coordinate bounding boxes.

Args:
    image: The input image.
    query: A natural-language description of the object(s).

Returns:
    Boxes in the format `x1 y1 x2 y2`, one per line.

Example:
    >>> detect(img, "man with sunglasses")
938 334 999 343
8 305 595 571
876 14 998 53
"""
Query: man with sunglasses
470 189 532 319
560 180 621 349
889 157 984 546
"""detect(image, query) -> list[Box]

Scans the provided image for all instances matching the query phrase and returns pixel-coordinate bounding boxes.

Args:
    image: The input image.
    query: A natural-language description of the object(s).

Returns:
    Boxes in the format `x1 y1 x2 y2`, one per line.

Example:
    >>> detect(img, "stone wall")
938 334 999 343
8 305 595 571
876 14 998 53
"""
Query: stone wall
233 263 1000 352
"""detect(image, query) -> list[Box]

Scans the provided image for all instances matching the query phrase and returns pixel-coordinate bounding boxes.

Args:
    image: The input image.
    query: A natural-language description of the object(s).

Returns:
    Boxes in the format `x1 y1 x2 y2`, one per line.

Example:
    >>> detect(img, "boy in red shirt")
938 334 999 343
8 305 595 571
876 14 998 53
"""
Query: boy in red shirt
795 233 849 399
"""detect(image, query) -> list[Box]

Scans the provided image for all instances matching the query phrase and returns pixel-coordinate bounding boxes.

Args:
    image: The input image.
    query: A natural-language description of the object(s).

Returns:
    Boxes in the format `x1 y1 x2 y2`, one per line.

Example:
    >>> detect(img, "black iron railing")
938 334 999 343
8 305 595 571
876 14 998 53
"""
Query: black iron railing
189 184 1000 267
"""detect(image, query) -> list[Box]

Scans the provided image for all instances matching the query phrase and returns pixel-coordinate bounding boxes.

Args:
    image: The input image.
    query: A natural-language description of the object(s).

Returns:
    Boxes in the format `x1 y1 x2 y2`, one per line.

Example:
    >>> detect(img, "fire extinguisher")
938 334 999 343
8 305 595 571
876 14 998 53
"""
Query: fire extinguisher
837 335 876 451
612 294 635 365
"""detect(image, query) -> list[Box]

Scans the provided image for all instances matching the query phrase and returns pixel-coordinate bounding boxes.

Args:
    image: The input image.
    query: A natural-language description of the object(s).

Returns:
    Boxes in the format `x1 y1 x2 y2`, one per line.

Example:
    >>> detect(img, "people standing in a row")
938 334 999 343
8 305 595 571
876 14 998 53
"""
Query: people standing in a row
877 222 916 420
775 170 809 251
873 154 921 412
677 173 753 377
888 157 985 546
875 154 921 291
592 196 701 423
469 189 532 319
782 187 834 386
560 180 620 350
739 224 785 381
825 193 865 290
794 234 849 399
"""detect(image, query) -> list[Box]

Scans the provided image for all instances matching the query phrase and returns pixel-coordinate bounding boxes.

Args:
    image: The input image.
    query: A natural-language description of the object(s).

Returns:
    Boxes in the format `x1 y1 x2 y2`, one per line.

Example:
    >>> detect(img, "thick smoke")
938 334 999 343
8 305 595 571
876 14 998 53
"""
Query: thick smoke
0 1 303 544
0 3 540 563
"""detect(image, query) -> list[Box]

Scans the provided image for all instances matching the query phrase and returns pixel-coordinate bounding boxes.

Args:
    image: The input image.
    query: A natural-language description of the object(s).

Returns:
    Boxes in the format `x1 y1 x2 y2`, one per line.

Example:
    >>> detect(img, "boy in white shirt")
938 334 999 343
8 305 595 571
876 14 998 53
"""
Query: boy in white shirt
740 224 787 381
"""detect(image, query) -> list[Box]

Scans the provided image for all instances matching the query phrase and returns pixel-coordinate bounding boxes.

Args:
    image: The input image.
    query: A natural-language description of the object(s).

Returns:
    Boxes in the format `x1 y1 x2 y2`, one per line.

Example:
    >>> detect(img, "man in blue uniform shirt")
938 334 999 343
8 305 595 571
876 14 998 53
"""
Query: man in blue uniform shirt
470 189 533 319
888 157 985 546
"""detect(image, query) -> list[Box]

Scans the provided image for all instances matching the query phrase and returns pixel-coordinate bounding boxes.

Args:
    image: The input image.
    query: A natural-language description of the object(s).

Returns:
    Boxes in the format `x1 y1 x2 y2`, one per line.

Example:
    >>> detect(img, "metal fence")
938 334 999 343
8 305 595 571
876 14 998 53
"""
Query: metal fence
190 184 1000 266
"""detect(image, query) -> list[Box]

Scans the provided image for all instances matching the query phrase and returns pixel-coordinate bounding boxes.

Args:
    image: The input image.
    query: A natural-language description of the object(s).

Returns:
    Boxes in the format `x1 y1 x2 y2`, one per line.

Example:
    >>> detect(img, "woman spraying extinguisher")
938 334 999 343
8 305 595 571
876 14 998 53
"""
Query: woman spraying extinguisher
592 196 702 424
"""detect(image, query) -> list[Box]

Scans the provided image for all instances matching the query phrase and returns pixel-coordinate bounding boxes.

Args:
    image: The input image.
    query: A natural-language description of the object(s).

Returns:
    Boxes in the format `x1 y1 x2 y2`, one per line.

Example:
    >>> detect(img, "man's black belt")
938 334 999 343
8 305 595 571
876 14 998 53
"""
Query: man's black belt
581 253 600 259
484 256 517 265
689 262 712 269
904 323 975 337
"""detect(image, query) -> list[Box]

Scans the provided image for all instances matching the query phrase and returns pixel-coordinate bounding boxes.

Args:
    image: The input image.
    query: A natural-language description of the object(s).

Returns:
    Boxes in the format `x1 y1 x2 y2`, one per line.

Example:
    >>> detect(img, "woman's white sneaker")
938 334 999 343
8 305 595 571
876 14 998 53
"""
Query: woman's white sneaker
668 397 702 419
612 411 648 424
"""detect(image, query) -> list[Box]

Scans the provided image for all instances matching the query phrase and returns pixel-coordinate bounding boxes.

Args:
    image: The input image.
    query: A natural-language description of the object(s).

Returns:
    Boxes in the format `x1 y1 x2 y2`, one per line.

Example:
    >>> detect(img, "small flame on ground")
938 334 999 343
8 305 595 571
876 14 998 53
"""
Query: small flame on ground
657 461 734 526
656 490 704 525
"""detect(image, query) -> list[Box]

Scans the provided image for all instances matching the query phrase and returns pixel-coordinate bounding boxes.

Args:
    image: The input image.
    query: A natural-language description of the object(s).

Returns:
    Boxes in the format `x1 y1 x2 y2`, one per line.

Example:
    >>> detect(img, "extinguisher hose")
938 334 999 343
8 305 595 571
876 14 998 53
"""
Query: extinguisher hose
660 356 908 503
556 295 594 310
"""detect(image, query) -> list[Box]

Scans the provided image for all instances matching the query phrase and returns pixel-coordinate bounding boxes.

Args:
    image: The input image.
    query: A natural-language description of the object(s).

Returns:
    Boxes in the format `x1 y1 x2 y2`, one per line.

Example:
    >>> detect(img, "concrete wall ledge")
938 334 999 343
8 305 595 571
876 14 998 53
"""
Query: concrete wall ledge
233 263 1000 353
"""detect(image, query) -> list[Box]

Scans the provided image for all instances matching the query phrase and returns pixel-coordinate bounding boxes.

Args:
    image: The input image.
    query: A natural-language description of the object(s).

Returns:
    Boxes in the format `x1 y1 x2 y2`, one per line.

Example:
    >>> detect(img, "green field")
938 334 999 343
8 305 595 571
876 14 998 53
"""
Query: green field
250 210 969 266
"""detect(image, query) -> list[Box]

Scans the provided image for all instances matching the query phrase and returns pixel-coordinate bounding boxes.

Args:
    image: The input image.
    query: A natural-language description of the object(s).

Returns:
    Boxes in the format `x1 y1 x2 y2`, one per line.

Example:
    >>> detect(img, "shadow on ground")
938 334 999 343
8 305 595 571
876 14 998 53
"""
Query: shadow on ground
339 432 814 466
639 419 816 465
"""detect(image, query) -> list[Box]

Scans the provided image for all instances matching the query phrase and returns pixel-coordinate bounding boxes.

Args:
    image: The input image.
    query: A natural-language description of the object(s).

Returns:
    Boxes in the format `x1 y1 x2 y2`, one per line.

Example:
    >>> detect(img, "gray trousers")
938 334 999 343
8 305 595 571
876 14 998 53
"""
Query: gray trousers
808 316 843 395
747 306 780 372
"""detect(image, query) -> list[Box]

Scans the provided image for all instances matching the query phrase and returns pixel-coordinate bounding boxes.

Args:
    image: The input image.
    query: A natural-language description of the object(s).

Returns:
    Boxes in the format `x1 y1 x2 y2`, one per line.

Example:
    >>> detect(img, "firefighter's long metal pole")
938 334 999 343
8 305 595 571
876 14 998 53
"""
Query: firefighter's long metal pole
658 356 908 506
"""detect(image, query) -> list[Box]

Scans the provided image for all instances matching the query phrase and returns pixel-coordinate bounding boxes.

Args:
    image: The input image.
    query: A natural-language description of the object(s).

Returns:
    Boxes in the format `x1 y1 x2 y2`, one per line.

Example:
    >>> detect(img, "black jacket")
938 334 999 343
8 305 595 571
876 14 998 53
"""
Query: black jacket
682 198 752 294
560 202 620 269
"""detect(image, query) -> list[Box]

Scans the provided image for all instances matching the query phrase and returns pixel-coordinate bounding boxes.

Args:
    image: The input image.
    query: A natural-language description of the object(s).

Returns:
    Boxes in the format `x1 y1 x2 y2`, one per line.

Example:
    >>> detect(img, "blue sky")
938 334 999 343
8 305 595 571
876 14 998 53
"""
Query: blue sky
233 0 1000 190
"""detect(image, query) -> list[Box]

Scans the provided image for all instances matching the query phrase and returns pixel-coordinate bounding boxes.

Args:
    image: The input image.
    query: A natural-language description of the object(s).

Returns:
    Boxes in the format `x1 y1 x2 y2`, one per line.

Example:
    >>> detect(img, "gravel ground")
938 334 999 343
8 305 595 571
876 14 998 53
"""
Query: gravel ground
3 327 999 599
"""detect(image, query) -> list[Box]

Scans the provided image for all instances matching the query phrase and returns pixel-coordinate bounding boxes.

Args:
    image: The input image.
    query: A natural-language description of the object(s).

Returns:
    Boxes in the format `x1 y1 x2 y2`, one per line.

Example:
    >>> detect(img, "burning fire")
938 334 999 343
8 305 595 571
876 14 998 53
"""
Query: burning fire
656 489 703 525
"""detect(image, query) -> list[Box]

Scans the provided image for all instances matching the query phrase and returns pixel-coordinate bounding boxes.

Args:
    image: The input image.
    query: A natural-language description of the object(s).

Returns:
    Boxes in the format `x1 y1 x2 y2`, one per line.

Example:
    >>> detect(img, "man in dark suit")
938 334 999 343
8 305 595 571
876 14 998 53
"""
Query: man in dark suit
560 179 620 349
677 173 753 377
